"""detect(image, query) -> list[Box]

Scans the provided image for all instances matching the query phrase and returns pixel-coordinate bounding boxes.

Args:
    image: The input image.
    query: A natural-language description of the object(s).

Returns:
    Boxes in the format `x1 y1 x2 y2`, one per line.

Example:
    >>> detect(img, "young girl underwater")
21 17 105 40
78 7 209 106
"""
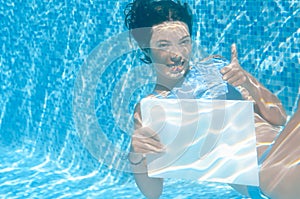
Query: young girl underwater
125 1 300 198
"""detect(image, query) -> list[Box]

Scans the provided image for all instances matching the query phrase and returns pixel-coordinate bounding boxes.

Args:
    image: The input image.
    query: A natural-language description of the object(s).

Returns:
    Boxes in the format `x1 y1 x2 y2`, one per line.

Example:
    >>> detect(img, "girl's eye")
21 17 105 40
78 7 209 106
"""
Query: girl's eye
157 43 170 48
180 39 191 45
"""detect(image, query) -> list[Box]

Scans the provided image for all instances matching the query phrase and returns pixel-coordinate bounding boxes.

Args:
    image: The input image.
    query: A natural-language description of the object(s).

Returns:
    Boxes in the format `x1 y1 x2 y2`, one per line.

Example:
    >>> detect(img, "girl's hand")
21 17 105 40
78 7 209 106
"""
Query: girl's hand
220 44 249 87
131 127 164 154
220 44 287 126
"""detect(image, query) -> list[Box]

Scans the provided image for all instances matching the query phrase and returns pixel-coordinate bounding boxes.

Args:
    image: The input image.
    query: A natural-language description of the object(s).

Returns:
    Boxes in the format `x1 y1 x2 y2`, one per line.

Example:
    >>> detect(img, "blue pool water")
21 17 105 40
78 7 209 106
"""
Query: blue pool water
0 0 299 198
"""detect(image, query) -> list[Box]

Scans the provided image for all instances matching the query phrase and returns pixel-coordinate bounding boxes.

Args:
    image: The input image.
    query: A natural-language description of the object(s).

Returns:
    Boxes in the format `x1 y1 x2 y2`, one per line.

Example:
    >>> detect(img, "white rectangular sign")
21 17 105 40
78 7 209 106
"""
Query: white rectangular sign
141 99 259 186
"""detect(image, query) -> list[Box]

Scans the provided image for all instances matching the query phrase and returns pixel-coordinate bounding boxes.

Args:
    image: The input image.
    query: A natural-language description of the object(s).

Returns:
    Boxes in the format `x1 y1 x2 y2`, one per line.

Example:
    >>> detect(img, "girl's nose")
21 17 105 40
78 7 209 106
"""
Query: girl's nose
170 54 182 63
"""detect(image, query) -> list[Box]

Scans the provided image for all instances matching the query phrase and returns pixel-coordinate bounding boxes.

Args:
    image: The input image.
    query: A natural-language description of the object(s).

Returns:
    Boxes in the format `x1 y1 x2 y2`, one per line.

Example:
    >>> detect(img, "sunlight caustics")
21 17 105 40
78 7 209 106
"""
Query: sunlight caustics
141 99 259 186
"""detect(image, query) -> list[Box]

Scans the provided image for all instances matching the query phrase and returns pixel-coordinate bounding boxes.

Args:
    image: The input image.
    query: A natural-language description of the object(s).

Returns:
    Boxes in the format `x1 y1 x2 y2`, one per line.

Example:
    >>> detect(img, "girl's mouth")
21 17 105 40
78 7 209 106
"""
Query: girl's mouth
167 61 185 74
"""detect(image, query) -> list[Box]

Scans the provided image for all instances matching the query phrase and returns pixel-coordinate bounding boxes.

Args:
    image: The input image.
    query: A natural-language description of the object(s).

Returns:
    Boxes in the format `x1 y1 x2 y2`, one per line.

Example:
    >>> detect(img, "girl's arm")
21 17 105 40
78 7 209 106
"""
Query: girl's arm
239 71 286 125
129 103 164 199
220 44 287 126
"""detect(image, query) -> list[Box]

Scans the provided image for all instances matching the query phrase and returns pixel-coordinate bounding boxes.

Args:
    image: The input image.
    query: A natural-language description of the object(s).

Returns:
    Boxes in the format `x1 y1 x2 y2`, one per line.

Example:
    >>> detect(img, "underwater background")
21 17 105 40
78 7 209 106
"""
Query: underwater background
0 0 299 198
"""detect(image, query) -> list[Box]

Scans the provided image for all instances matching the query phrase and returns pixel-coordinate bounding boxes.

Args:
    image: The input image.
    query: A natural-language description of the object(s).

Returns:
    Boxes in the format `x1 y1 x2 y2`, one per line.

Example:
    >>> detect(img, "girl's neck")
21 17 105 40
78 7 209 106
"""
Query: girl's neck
154 65 191 92
154 77 184 92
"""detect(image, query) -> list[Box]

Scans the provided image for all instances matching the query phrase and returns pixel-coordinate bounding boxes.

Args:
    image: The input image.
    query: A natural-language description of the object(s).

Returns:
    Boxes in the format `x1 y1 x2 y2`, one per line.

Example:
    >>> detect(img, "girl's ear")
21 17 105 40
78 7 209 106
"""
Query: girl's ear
142 48 151 57
140 48 152 64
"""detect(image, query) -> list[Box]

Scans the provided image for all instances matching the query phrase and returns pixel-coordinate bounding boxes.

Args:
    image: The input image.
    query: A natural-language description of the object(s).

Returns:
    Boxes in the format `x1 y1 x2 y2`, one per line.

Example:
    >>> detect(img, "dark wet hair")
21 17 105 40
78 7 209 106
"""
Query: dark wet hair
124 0 193 63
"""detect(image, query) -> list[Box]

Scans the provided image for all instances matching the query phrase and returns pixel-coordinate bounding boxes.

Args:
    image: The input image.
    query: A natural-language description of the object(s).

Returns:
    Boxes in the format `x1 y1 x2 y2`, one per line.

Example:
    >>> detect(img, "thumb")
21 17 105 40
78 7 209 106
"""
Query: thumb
231 43 238 62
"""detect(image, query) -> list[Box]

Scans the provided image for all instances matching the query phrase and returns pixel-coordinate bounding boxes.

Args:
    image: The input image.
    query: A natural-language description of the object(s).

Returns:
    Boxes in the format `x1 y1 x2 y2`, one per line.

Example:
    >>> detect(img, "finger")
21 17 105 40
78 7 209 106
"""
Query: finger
132 135 164 151
143 137 164 150
134 127 160 141
221 64 236 80
227 75 246 87
226 75 241 85
231 43 238 63
220 65 231 75
132 145 156 154
133 140 164 153
144 142 165 153
222 67 243 82
143 127 162 141
134 145 159 154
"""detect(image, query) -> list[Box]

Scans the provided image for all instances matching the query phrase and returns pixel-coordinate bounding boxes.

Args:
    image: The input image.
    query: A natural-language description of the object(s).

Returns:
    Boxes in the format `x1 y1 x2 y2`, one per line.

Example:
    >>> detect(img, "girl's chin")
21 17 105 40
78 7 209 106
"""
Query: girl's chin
156 64 189 80
166 66 189 79
165 71 185 79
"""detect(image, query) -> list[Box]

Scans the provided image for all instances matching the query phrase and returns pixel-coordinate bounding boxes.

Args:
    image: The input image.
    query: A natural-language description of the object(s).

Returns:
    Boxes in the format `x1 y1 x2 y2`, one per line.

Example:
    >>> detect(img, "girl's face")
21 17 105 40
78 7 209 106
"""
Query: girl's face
148 21 192 85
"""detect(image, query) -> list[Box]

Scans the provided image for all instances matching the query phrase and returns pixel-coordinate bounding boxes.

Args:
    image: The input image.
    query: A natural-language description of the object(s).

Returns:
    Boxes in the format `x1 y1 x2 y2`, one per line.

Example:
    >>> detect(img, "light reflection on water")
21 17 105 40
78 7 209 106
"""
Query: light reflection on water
0 0 299 198
142 100 258 186
0 147 245 198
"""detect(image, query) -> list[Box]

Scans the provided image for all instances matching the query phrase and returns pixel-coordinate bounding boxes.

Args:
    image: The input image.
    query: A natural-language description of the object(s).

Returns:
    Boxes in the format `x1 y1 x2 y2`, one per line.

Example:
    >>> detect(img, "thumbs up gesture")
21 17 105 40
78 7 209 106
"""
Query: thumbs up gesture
220 44 249 87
